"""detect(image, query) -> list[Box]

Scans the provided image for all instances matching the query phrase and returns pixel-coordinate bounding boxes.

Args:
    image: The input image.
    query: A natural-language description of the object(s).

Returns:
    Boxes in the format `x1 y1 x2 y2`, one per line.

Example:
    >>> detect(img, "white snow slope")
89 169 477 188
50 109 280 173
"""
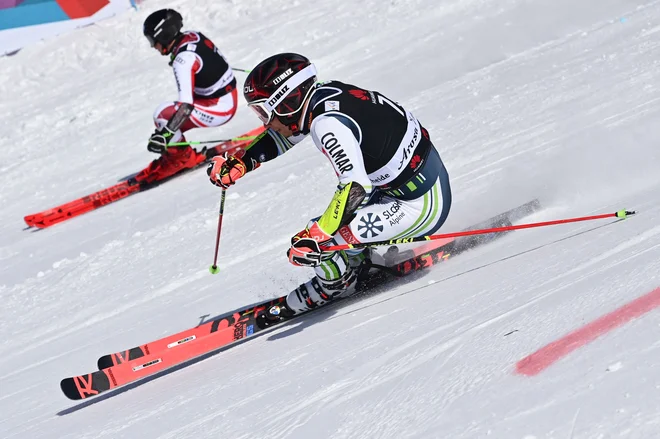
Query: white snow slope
2 0 660 438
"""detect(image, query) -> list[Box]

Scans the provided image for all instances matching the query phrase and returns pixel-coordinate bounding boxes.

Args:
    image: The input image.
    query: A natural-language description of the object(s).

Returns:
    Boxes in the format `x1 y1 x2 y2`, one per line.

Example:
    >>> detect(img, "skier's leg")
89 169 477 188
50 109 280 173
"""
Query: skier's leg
342 182 450 244
143 102 201 179
341 147 452 243
153 101 198 143
152 89 238 139
285 249 360 314
280 145 451 318
282 185 446 315
186 89 238 129
142 92 239 181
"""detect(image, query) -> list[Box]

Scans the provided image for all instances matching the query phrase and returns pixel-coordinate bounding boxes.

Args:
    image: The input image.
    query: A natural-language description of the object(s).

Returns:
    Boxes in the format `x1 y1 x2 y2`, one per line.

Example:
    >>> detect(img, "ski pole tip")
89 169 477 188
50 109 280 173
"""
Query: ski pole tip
209 265 220 274
616 209 637 218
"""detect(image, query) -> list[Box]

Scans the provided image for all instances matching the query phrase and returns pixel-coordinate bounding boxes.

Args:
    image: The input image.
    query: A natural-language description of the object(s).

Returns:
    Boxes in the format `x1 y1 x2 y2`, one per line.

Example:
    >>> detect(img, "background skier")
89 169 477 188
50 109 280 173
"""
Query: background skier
140 8 238 182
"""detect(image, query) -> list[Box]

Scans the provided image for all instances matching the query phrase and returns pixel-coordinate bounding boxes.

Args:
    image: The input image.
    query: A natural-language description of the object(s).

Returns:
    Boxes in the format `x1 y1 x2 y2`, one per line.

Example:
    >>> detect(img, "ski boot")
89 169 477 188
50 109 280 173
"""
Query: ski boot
256 301 296 329
255 266 361 330
135 145 206 183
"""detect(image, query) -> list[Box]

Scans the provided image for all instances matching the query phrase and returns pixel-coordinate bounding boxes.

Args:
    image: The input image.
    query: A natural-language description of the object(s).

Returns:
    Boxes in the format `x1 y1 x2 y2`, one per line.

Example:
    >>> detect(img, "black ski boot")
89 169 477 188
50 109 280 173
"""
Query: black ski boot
256 302 296 329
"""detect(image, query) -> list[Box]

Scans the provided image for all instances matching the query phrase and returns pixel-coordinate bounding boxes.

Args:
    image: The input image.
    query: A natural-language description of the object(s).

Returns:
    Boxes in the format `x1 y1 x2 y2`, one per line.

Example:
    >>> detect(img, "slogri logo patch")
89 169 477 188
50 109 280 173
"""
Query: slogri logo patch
357 213 384 239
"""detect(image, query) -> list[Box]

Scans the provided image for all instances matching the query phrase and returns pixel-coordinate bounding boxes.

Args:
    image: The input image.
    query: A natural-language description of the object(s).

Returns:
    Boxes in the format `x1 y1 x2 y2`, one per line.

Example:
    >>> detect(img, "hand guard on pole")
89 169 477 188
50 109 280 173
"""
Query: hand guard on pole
207 153 247 189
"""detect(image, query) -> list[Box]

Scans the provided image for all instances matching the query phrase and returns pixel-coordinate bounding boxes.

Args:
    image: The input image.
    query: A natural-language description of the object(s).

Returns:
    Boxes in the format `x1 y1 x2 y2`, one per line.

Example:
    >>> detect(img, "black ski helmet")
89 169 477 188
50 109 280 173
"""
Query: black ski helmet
244 53 318 132
143 9 183 54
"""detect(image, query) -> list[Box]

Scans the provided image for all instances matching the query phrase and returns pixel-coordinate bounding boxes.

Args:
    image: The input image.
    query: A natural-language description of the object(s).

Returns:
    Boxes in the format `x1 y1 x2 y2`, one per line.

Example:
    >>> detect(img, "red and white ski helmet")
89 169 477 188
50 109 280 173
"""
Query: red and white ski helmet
243 53 317 132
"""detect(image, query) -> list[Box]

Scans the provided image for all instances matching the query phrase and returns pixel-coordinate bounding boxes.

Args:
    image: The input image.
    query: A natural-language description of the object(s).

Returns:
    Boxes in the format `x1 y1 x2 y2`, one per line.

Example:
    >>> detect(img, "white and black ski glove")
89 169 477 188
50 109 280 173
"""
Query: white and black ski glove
147 103 194 154
147 127 176 154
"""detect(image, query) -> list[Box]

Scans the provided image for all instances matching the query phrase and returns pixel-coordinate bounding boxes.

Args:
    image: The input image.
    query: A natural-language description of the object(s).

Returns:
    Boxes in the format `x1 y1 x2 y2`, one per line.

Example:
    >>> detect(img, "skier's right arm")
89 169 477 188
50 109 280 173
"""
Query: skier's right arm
240 128 297 168
172 51 199 105
207 129 297 188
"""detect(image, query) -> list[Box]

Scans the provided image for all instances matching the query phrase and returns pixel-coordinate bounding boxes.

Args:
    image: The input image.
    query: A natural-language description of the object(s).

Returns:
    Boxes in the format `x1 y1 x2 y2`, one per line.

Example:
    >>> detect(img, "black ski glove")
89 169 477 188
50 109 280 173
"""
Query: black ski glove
147 127 176 154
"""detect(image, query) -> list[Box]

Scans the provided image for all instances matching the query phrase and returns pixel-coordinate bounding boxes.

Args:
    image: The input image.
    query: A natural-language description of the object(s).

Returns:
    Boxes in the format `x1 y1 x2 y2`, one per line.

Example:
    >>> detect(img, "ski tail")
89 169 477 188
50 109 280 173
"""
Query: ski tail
207 126 264 156
24 181 142 228
385 199 542 274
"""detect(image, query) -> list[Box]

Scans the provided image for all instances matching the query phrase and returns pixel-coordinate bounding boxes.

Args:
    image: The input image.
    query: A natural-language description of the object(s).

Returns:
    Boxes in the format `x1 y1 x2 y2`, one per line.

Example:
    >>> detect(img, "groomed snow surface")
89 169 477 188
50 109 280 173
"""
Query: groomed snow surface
2 0 660 438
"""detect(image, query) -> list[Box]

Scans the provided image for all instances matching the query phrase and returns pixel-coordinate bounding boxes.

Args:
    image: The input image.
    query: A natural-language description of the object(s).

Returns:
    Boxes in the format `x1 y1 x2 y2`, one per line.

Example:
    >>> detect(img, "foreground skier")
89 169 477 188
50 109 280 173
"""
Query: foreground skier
207 53 452 322
140 9 238 182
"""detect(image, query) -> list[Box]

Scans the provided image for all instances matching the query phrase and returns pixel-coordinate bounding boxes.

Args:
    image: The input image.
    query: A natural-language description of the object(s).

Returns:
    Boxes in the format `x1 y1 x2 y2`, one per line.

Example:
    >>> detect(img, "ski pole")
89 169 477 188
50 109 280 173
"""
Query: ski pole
321 209 637 252
209 188 227 274
232 67 251 73
168 136 257 148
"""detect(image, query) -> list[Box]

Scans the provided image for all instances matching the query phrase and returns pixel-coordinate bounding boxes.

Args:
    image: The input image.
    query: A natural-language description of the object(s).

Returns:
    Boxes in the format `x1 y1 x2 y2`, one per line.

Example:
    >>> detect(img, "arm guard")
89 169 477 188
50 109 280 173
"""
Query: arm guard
165 103 194 132
317 181 367 236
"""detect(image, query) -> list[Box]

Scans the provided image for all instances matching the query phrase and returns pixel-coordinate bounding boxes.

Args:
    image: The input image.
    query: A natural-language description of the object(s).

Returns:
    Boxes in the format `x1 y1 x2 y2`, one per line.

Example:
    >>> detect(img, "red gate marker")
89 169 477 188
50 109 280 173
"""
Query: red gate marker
516 287 660 376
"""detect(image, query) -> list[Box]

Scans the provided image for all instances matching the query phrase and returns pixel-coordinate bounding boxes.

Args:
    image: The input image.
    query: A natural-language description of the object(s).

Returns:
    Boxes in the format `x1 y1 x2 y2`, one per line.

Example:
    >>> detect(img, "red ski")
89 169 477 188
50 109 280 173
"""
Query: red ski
95 294 281 370
61 295 287 400
59 233 474 401
24 127 264 229
60 200 541 401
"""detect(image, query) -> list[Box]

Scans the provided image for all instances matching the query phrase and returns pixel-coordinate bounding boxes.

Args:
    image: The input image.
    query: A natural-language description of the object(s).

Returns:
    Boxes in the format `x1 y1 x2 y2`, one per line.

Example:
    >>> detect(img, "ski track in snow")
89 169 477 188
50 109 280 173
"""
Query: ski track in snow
2 0 660 438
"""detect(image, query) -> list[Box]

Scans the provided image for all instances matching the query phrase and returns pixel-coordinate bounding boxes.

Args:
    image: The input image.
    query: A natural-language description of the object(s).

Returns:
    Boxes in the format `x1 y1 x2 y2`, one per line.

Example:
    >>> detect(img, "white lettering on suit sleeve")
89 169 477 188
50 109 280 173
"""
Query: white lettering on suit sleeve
311 114 373 194
171 51 201 104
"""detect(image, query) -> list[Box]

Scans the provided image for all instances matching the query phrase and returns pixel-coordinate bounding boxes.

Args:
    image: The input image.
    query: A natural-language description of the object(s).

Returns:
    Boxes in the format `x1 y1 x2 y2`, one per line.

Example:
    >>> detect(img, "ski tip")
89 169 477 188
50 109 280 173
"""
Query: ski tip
60 370 111 400
60 378 83 401
616 210 637 219
97 355 114 370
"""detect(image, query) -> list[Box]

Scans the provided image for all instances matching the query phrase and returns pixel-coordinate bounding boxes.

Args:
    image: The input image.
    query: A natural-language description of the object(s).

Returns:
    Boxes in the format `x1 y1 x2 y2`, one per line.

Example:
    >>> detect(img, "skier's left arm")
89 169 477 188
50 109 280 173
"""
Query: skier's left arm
294 115 373 244
207 128 299 188
149 52 200 151
239 128 299 169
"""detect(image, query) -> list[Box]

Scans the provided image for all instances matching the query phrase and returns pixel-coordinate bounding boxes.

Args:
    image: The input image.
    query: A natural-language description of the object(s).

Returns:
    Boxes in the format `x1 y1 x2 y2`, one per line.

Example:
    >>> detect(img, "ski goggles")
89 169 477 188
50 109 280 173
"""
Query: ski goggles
146 34 167 53
247 63 317 125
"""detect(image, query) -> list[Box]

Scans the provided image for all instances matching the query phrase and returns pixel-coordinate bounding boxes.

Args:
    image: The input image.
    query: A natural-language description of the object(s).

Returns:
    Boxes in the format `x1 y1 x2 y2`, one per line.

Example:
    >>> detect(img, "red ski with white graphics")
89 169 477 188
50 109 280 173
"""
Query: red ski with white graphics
61 295 287 400
24 127 264 229
59 200 541 401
